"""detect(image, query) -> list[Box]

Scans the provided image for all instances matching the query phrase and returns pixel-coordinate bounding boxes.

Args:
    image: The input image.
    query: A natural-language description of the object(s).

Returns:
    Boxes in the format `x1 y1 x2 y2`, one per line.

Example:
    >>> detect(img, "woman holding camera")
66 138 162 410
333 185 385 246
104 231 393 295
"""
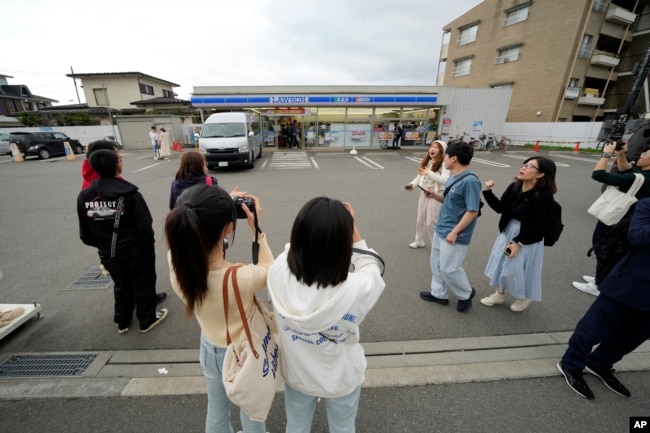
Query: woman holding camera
480 156 557 312
572 142 650 296
403 140 449 248
165 185 273 433
267 197 385 433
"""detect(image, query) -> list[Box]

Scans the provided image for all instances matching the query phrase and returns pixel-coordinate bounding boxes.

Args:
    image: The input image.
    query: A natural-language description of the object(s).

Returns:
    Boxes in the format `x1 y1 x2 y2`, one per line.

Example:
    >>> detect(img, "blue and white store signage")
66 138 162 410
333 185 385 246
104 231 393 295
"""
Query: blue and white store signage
191 94 438 107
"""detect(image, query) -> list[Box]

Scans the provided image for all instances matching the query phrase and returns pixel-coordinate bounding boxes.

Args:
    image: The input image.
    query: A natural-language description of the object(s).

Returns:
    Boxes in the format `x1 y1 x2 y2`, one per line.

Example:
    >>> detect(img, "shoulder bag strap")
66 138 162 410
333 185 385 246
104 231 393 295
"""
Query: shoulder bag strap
110 196 125 259
443 172 476 197
223 264 260 358
628 173 645 197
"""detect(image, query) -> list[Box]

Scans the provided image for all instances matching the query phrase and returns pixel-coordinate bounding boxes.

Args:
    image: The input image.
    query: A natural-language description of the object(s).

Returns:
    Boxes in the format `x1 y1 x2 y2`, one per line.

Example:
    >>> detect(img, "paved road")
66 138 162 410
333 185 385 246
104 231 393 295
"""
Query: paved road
0 147 648 432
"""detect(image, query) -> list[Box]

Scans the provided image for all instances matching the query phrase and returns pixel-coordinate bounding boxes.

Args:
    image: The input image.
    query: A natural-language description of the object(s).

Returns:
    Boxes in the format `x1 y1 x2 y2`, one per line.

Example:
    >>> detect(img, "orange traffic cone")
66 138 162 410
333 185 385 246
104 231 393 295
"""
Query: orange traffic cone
573 142 580 153
532 141 539 152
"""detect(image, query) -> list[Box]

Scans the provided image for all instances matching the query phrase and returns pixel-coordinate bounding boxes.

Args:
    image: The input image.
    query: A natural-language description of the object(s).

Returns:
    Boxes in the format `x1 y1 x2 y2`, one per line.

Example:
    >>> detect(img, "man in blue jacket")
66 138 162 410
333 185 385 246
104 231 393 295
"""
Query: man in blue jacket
558 197 650 399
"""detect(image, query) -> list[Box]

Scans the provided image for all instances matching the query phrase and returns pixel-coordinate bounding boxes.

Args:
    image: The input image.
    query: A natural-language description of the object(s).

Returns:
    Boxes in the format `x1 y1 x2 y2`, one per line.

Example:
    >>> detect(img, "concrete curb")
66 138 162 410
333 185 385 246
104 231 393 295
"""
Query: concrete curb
1 333 648 399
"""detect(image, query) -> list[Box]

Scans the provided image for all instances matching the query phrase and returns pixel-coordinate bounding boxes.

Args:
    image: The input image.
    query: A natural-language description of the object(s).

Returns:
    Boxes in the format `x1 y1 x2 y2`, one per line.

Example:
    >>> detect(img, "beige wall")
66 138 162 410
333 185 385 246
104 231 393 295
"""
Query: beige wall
444 0 591 122
80 76 175 109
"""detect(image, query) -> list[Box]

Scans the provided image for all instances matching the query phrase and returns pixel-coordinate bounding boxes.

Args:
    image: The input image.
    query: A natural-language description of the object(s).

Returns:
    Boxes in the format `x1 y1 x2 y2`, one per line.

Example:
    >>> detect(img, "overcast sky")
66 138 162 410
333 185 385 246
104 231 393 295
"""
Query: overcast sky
1 0 481 105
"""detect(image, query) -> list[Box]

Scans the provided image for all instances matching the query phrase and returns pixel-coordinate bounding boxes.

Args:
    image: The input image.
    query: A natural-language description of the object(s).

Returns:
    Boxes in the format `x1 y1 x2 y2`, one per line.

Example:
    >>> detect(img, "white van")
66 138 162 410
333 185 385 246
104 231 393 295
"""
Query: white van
199 112 263 169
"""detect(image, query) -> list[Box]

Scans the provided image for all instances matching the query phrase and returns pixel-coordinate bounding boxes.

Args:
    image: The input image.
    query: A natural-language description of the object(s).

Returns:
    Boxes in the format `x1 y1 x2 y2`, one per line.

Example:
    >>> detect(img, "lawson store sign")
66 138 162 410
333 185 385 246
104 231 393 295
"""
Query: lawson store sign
191 94 438 107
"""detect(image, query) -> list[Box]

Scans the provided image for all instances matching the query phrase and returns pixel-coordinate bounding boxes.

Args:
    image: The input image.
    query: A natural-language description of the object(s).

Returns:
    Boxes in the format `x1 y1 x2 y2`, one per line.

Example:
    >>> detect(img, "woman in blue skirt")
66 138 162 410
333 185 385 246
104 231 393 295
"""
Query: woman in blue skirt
480 156 558 312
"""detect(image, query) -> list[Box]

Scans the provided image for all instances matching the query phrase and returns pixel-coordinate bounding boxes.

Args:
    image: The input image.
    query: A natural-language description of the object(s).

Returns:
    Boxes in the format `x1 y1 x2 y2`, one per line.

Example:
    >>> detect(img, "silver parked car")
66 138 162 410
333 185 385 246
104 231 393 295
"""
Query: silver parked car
0 132 11 155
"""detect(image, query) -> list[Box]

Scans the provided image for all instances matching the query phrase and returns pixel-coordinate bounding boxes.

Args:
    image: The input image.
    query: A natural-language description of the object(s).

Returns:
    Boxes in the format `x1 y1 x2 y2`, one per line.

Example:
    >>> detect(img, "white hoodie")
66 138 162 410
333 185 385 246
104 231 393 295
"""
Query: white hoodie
267 240 385 398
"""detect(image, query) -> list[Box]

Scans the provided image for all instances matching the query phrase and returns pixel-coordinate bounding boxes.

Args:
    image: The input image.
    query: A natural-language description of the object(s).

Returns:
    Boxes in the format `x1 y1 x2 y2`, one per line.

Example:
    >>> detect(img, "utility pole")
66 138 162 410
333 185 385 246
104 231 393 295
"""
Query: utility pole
70 66 81 104
101 82 118 139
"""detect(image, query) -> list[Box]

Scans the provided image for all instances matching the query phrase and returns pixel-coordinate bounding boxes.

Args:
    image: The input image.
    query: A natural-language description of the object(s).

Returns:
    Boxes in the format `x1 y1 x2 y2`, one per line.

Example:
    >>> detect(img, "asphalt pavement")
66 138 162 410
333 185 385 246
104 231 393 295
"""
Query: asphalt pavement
0 146 649 432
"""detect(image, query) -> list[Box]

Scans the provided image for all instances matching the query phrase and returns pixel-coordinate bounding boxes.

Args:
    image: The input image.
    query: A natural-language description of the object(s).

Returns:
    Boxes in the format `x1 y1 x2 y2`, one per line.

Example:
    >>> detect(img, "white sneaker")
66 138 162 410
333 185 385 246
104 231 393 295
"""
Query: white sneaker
572 281 599 296
510 299 532 312
480 292 505 306
409 240 426 249
582 275 595 284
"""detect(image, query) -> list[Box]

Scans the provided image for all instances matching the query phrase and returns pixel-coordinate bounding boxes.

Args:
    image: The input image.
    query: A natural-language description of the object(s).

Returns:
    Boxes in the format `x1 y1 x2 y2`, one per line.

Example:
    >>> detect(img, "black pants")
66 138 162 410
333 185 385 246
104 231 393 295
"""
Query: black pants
99 243 157 330
561 293 650 373
392 135 401 148
591 220 612 285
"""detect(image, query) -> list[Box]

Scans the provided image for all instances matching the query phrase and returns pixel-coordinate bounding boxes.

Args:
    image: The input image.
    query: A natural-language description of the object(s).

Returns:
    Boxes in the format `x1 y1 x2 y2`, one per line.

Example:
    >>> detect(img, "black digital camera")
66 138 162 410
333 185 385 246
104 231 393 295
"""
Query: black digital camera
232 195 255 219
608 121 626 150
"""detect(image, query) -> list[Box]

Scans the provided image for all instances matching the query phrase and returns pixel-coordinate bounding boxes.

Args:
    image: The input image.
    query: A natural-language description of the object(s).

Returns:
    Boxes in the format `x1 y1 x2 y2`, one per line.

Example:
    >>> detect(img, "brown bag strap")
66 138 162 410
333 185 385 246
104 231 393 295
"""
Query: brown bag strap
222 264 260 359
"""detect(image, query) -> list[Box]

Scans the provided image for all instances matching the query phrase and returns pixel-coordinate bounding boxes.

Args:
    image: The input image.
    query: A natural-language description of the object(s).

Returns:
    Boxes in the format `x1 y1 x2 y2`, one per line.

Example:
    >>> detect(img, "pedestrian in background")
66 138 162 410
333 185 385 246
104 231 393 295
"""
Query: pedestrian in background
392 122 402 149
267 197 385 433
159 127 172 160
166 185 272 433
403 140 449 248
480 156 558 312
558 197 650 400
419 140 481 312
149 126 160 160
77 149 167 334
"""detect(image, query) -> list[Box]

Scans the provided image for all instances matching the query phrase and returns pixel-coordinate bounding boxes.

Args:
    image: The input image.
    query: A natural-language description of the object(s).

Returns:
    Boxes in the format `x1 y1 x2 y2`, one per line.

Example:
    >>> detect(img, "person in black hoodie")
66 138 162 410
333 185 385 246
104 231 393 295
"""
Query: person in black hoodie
169 152 243 210
77 149 168 334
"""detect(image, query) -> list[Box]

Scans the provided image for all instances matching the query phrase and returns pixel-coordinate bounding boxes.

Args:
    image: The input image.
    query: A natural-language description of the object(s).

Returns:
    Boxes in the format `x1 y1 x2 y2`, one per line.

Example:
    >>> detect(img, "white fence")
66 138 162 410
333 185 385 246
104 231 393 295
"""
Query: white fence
2 122 606 149
502 122 604 149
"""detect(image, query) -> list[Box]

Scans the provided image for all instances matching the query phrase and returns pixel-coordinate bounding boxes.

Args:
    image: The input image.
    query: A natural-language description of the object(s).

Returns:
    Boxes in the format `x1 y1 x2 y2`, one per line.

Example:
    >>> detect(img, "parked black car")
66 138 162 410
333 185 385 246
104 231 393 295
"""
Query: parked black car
9 132 85 159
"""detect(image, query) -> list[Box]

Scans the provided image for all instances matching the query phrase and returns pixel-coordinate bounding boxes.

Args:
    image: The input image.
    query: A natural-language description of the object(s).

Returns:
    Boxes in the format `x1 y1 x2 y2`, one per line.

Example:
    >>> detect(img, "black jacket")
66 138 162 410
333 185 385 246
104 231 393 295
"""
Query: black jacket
482 182 555 245
599 197 650 311
77 177 154 256
169 175 218 209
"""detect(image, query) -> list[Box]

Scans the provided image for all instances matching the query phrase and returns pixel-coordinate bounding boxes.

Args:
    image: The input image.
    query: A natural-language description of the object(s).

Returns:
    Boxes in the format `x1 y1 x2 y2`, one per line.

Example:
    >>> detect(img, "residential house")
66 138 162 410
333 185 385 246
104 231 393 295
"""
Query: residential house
0 74 56 126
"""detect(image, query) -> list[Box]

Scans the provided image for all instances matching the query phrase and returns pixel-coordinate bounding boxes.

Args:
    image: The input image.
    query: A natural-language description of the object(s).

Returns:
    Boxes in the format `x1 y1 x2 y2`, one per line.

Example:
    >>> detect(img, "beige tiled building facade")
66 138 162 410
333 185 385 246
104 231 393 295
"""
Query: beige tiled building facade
441 0 650 123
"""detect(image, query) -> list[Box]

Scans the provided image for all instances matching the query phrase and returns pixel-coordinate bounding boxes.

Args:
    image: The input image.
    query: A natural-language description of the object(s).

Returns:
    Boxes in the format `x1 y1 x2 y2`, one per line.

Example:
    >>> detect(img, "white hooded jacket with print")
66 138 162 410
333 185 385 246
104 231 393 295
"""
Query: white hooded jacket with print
267 240 385 398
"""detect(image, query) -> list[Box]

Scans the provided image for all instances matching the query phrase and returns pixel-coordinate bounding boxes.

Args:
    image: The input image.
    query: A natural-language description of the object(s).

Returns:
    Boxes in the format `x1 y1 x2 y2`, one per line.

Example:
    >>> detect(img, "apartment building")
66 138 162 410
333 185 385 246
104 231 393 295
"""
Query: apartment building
440 0 650 123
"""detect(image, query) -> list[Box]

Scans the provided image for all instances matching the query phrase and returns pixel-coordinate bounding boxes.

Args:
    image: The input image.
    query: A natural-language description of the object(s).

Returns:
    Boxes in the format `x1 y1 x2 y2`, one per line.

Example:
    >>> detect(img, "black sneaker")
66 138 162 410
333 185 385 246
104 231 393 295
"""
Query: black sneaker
557 361 595 399
155 292 167 305
140 308 168 333
456 288 476 312
117 326 129 335
585 365 631 397
419 291 449 305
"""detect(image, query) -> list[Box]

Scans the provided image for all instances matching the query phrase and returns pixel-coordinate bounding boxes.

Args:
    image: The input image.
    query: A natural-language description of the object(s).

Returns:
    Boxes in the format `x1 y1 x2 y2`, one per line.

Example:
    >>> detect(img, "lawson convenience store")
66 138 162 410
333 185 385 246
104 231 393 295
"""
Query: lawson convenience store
191 85 511 149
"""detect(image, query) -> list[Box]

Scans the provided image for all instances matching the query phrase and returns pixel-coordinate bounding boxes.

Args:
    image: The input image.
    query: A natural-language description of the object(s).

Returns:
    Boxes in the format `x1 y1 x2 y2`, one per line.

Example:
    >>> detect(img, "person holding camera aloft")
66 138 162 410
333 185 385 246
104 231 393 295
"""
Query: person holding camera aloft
572 141 650 297
165 185 273 433
403 140 449 248
480 156 558 312
267 197 385 433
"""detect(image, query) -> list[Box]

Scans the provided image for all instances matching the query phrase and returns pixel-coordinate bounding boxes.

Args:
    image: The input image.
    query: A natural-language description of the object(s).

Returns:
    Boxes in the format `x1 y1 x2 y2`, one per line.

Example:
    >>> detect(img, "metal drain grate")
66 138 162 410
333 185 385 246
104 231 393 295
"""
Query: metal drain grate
65 265 113 290
0 353 99 378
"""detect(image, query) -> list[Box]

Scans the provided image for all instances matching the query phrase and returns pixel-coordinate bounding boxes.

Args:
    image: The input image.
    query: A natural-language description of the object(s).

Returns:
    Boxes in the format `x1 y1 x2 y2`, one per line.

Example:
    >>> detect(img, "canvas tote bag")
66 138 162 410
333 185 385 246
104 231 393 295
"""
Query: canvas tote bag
222 265 281 422
587 173 645 226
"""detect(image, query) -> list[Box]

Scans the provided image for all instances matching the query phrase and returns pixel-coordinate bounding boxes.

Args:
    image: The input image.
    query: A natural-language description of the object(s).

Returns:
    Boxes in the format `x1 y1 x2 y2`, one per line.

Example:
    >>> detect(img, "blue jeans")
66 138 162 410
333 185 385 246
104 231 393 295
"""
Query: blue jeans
200 334 266 433
429 233 473 300
284 384 361 433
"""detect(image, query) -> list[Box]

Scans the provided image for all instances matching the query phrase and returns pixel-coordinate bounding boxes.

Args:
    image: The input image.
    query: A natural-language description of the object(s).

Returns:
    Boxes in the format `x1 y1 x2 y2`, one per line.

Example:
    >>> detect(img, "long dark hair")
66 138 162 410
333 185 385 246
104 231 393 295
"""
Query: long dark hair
515 156 558 194
165 185 236 317
287 197 353 288
175 152 207 181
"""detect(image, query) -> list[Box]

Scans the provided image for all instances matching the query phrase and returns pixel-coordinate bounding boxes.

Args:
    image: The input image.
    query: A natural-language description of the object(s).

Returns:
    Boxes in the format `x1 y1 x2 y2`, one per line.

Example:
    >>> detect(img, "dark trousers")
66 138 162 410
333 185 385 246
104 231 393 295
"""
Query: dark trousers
591 220 612 285
561 293 650 373
392 135 400 148
99 243 157 330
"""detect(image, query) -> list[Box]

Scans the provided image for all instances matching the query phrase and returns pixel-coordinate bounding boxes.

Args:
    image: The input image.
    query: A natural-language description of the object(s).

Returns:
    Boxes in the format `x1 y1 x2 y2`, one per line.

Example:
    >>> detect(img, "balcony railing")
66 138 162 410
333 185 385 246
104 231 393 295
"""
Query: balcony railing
591 50 620 67
606 5 637 25
633 12 650 32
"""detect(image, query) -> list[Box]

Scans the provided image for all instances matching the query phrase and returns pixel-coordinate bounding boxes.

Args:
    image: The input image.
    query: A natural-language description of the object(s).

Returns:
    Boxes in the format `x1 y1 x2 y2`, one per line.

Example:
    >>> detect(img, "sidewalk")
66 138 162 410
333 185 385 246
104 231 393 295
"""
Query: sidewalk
2 332 649 400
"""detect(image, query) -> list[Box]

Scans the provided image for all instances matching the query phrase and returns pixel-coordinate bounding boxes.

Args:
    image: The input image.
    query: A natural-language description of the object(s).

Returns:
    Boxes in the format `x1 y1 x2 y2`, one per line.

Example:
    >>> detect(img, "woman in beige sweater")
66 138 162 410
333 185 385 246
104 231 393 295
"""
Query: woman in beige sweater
165 184 272 433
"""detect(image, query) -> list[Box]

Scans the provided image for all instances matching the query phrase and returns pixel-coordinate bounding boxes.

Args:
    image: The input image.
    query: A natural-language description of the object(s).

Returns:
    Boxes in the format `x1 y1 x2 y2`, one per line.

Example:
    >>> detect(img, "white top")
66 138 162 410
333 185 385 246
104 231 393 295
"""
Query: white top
267 240 385 398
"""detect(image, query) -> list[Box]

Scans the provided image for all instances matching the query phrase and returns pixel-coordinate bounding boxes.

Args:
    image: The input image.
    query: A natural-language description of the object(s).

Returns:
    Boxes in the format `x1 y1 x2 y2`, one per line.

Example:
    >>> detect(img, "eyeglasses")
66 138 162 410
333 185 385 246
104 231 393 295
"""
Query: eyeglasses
521 163 539 170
